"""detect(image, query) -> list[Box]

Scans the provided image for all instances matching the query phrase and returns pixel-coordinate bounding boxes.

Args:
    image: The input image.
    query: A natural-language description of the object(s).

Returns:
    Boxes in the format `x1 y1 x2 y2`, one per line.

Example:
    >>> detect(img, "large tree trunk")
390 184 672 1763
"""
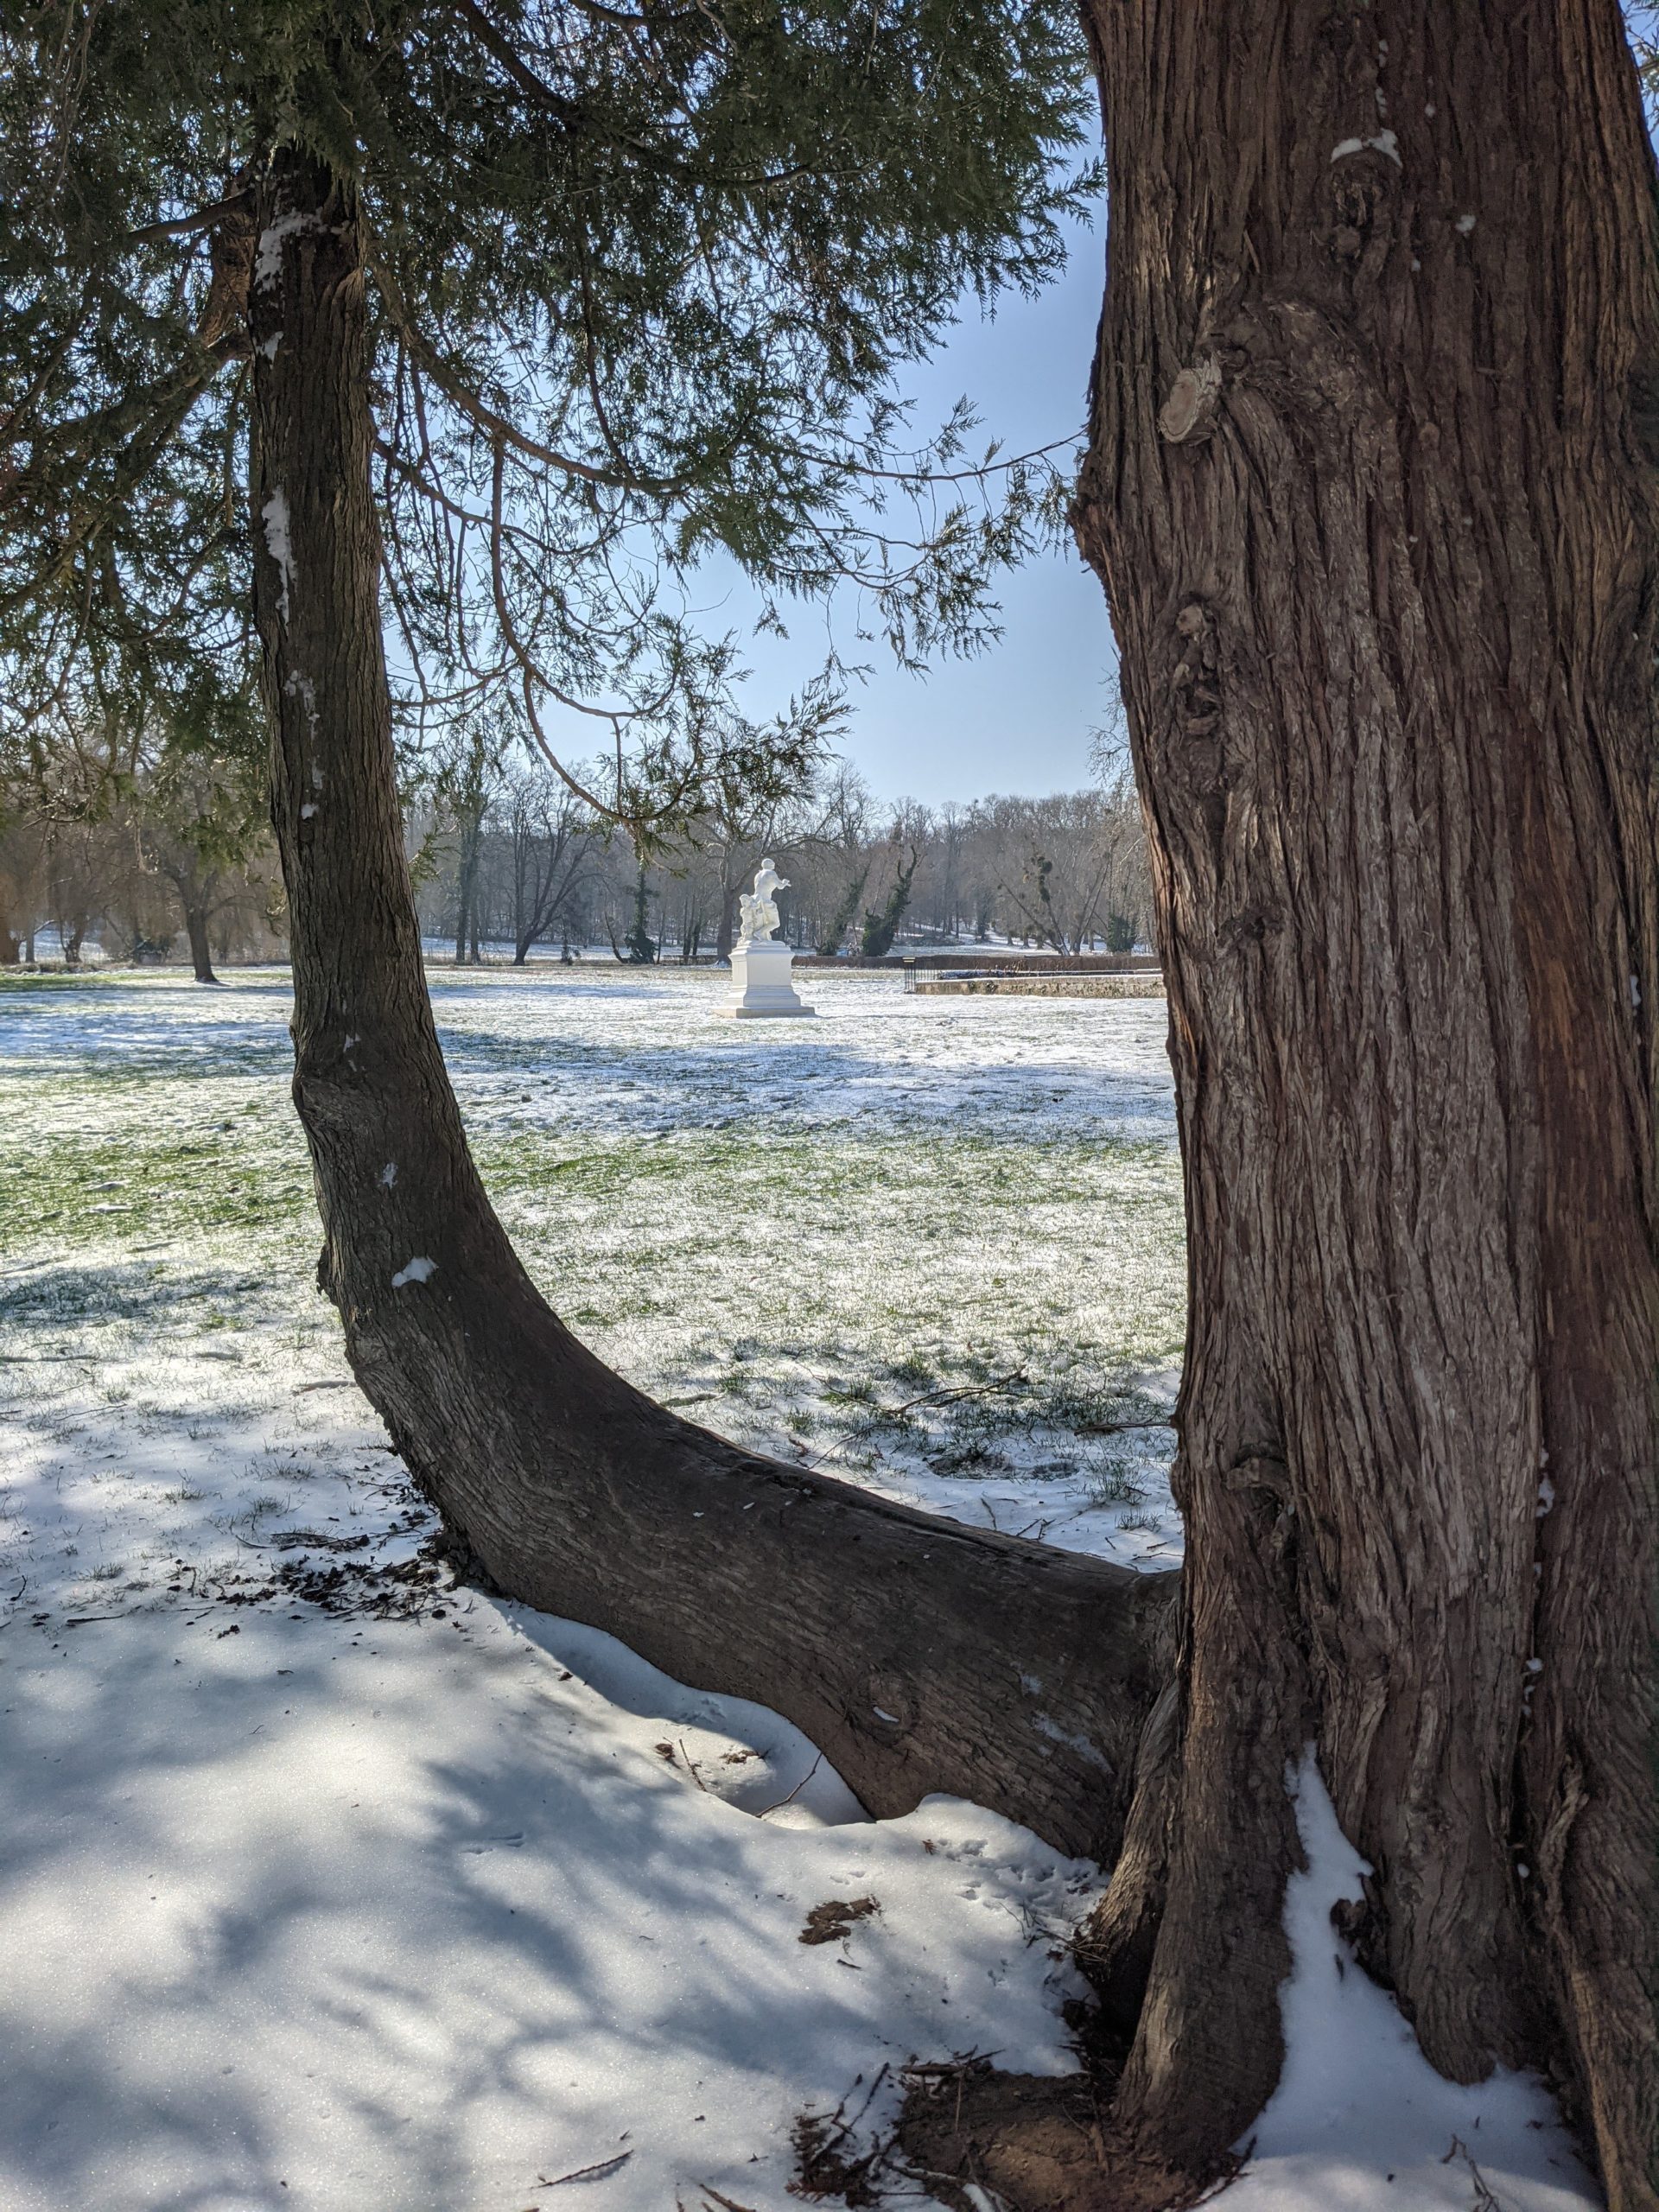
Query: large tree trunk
1071 3 1659 2202
244 145 1174 1871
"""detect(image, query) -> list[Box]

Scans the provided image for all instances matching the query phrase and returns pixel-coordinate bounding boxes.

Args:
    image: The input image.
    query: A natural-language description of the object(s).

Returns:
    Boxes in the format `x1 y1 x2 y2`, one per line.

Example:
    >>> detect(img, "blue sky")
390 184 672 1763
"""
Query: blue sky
706 216 1120 812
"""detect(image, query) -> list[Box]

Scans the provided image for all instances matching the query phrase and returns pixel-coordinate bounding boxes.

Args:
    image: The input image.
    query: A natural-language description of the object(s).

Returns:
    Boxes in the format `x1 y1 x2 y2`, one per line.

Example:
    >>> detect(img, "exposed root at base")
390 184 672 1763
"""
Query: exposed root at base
899 2059 1236 2212
792 2054 1239 2212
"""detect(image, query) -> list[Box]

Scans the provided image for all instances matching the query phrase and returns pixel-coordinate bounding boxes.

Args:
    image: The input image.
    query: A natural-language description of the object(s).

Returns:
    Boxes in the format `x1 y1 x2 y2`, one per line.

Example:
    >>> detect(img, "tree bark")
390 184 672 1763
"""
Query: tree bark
716 873 738 961
245 145 1175 1872
1072 3 1659 2202
181 899 219 984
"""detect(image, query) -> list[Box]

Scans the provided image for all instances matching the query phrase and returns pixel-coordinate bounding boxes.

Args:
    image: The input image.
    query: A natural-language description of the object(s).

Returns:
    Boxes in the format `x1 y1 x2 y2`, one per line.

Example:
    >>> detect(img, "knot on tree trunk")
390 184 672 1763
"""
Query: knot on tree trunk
1157 358 1222 444
198 184 258 355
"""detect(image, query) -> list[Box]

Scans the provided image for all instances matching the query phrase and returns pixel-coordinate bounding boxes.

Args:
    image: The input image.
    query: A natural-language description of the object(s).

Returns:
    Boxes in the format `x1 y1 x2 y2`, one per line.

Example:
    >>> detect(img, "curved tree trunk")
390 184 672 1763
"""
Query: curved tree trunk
245 146 1174 1870
1072 3 1659 2202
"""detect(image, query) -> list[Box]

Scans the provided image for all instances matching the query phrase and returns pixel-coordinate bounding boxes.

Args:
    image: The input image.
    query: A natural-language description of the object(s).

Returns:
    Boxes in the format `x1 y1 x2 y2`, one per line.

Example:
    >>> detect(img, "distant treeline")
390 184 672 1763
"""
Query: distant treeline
0 745 283 982
0 743 1151 974
408 763 1154 963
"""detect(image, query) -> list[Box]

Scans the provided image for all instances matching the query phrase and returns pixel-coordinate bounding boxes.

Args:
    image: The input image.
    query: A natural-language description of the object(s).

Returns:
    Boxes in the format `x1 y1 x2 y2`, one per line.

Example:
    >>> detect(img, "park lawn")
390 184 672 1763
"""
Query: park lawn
0 964 1188 1567
0 968 1591 2212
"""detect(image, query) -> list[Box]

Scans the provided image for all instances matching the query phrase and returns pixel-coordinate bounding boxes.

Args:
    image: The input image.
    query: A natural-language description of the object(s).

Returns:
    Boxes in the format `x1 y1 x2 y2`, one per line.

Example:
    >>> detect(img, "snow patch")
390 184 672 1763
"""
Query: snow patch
511 1609 868 1829
1223 1747 1595 2211
261 489 295 622
1331 129 1401 166
283 670 320 734
391 1255 436 1288
1033 1714 1111 1771
380 1162 397 1188
253 208 319 290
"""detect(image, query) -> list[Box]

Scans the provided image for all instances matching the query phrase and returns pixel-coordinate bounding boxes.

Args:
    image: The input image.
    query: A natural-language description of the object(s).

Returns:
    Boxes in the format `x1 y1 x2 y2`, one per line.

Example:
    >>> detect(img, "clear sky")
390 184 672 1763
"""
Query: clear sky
703 214 1121 813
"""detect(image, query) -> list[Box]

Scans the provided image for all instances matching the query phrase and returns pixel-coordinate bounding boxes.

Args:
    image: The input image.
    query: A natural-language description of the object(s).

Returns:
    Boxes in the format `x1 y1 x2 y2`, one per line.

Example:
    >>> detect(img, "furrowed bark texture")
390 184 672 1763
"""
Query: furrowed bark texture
1074 3 1659 2200
245 147 1174 1871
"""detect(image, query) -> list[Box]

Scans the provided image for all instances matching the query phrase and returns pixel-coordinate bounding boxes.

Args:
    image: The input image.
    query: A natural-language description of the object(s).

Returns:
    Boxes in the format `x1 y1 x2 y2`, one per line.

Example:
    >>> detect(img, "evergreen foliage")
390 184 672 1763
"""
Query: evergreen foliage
859 836 918 955
623 863 657 963
817 861 869 956
1 0 1095 823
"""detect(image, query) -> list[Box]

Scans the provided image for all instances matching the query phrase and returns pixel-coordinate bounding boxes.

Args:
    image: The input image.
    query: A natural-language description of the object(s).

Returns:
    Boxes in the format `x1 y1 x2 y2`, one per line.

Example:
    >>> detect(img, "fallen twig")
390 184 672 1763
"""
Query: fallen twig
882 1370 1031 1420
677 1738 711 1792
538 2150 633 2187
800 1370 1032 1471
1441 2137 1505 2210
815 2063 890 2160
791 2063 899 2202
1074 1416 1176 1437
756 1750 823 1816
899 2050 1001 2082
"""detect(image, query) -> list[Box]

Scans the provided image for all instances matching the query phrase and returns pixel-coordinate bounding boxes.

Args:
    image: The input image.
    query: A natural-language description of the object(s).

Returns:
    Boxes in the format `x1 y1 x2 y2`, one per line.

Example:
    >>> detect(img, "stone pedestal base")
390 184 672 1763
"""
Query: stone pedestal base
723 939 815 1019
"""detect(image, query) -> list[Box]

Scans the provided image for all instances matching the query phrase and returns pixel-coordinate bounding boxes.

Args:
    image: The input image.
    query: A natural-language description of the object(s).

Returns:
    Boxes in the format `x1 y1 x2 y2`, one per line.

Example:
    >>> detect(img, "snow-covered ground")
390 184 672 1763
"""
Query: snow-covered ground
0 965 1188 1569
0 968 1600 2211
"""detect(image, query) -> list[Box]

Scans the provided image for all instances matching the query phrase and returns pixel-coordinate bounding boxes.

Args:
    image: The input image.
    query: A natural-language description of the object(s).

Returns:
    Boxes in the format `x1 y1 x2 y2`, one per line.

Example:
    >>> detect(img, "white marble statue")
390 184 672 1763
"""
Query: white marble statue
736 858 789 947
723 856 813 1018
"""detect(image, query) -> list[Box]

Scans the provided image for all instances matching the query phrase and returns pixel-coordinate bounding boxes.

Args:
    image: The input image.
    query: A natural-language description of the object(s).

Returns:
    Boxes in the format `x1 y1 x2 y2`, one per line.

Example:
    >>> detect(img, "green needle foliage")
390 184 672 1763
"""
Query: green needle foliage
1 0 1095 824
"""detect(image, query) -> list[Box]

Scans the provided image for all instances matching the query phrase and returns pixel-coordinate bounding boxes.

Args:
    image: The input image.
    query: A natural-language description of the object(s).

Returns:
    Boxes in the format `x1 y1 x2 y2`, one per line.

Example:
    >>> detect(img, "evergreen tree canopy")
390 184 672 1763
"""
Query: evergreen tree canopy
1 0 1094 819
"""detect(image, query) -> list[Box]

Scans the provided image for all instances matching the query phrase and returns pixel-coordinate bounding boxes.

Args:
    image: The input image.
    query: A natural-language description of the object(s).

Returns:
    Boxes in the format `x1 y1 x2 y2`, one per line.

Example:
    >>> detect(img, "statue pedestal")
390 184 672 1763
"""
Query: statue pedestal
724 938 815 1019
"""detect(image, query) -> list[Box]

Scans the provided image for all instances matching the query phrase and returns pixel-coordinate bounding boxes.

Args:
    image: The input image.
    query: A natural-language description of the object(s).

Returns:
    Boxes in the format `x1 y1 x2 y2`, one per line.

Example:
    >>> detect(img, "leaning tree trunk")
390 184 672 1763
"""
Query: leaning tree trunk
243 145 1174 1870
1072 3 1659 2202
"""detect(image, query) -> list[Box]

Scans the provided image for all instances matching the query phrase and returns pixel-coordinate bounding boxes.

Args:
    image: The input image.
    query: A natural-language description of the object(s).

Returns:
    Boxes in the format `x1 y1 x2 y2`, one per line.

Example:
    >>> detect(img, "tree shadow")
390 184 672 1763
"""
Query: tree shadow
0 1605 1062 2211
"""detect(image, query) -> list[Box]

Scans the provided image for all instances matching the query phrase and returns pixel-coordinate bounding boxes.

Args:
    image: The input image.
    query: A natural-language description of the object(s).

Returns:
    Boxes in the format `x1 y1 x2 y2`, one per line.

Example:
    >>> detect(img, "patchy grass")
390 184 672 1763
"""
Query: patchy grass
1 966 1188 1563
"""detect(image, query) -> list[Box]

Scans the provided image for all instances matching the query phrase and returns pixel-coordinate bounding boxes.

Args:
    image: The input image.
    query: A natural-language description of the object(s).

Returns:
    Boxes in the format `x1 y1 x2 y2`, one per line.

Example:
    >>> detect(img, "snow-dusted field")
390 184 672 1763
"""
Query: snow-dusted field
0 967 1599 2212
0 964 1190 1571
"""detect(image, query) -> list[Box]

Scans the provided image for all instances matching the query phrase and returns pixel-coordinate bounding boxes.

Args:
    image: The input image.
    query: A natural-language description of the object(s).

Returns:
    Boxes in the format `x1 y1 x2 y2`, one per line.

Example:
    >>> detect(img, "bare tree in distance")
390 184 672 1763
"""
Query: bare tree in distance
501 769 598 964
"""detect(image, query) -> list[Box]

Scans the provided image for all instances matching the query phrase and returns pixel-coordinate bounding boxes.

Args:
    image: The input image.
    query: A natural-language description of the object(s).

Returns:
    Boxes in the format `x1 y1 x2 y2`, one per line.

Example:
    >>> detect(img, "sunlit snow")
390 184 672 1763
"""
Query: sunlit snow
1224 1751 1595 2212
0 965 1600 2211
